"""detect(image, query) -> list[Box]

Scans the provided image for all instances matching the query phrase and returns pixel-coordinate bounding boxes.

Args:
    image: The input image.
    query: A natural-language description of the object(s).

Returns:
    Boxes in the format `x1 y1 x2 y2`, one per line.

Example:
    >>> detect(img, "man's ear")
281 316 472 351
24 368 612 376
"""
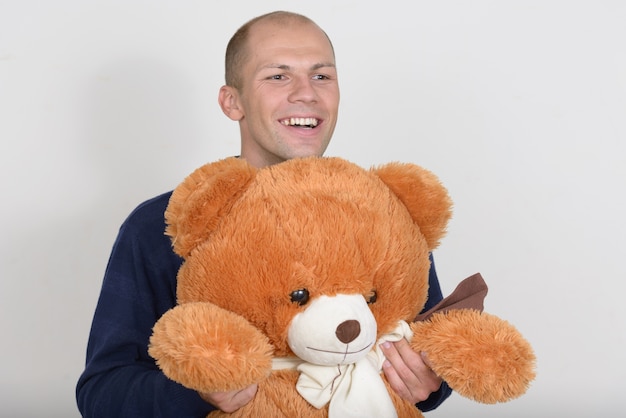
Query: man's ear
218 85 244 121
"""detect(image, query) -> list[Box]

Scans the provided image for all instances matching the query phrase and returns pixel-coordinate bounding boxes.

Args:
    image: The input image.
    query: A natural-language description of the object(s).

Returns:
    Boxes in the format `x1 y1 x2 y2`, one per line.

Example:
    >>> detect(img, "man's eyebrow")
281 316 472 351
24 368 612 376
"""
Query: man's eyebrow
260 62 336 71
311 62 336 70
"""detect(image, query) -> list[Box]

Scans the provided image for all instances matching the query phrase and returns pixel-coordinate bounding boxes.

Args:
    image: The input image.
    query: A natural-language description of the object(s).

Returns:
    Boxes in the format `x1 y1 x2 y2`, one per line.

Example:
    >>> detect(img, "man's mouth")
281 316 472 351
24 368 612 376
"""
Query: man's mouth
280 117 319 128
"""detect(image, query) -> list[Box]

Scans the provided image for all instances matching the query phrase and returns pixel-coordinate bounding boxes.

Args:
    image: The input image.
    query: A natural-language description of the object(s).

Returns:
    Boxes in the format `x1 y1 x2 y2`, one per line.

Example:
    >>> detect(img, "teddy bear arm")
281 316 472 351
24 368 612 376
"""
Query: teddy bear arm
149 302 274 393
410 309 536 404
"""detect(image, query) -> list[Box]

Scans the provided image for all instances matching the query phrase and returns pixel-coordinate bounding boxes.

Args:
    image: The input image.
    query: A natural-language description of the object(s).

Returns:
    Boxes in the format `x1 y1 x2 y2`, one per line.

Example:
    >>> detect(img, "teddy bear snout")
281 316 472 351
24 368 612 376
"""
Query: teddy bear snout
335 319 361 344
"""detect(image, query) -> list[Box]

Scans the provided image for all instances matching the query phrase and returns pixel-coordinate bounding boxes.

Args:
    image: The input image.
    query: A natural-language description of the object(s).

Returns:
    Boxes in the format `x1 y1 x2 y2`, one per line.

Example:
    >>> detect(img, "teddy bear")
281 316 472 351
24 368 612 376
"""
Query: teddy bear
149 156 535 418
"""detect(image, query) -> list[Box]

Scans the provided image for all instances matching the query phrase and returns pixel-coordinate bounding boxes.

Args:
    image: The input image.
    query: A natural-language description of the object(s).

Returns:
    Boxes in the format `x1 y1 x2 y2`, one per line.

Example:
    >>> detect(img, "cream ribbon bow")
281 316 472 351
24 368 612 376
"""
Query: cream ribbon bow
292 320 413 418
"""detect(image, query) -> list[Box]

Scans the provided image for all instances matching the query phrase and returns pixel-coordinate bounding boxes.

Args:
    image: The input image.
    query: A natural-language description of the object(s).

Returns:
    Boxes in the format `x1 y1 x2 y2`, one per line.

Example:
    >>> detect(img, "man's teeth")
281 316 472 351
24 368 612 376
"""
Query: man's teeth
281 117 319 127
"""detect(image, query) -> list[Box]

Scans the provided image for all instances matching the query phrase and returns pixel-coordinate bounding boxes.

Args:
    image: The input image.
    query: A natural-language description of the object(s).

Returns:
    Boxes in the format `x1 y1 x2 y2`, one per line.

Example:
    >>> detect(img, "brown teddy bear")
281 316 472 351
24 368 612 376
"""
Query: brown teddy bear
149 156 535 418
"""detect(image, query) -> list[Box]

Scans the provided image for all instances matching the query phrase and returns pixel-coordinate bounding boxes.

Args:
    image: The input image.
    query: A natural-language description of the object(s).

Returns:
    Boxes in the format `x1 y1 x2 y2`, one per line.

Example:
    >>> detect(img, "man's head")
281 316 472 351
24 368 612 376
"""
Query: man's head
224 12 335 90
218 11 340 168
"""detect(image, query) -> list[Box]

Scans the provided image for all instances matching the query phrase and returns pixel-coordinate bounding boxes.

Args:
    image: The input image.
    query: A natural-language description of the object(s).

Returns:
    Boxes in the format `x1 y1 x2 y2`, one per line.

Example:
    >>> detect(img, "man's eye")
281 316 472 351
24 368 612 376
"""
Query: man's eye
312 74 329 80
269 74 285 80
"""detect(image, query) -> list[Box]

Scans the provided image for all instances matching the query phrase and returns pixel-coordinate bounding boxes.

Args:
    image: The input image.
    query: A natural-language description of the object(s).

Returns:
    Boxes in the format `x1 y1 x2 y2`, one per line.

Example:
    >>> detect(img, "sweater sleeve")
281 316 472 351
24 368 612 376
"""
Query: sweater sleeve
76 195 215 418
415 254 453 412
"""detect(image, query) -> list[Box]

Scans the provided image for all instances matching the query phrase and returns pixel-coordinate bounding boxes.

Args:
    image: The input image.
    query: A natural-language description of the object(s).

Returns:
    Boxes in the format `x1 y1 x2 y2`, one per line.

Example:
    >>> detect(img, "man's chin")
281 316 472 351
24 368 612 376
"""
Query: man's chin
285 150 326 161
285 141 330 159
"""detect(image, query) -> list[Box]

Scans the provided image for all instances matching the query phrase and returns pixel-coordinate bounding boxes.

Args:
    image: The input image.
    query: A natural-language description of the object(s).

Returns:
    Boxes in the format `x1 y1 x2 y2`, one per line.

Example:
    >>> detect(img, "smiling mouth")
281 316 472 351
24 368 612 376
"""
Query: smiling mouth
306 341 373 355
280 117 319 128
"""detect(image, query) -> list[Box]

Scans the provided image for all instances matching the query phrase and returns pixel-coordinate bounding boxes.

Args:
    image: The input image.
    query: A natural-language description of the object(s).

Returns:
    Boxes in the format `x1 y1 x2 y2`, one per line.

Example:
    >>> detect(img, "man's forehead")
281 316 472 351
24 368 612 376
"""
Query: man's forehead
244 21 335 73
249 38 335 69
249 21 331 49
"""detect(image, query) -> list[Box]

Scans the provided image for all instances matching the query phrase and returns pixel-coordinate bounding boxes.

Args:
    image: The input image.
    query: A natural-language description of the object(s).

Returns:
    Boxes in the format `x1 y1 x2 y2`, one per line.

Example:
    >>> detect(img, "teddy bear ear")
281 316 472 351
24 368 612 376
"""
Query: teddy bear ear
371 162 453 250
165 157 257 258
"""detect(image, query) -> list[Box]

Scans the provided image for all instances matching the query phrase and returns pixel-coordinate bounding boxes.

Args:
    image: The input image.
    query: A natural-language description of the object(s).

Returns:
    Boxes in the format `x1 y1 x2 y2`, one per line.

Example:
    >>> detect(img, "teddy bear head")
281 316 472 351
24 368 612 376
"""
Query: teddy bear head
165 156 452 363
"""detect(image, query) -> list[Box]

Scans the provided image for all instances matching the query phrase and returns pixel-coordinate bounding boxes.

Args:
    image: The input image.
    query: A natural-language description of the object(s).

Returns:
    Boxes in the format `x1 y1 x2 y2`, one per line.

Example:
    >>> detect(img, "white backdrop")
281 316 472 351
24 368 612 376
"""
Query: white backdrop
1 1 625 417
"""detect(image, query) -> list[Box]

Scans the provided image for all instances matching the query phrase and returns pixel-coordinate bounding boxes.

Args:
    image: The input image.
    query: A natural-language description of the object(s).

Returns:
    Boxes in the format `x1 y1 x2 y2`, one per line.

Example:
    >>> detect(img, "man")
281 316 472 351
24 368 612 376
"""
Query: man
76 11 451 417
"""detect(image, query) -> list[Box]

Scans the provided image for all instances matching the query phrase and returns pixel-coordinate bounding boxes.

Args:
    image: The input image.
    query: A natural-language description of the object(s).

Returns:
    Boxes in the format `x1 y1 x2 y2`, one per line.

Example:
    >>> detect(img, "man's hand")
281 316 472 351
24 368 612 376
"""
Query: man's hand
380 338 442 403
198 383 258 413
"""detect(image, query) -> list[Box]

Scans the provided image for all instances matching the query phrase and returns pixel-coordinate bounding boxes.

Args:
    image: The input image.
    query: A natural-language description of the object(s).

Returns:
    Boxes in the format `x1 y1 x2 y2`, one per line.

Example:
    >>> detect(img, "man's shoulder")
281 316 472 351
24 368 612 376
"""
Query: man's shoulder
123 191 173 232
130 191 173 216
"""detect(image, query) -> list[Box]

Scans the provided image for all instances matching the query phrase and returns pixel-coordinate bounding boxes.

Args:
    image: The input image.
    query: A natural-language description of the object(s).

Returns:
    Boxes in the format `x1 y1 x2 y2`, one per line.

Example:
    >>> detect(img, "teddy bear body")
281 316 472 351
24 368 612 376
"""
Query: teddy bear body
149 157 535 418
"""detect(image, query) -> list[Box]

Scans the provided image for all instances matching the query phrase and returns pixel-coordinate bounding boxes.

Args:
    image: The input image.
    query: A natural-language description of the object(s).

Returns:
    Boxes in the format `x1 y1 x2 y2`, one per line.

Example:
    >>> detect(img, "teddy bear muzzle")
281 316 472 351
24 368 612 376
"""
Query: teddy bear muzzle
287 294 378 366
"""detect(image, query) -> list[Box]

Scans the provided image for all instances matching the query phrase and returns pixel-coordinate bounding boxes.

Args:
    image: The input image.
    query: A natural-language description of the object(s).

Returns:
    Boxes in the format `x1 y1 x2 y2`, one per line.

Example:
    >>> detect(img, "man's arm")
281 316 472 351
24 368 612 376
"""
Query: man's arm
381 254 452 411
76 194 215 417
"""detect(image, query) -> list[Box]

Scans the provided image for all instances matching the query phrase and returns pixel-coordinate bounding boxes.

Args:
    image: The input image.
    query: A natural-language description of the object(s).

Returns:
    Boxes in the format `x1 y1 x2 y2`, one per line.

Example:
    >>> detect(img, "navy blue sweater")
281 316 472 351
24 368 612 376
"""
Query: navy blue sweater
76 191 451 417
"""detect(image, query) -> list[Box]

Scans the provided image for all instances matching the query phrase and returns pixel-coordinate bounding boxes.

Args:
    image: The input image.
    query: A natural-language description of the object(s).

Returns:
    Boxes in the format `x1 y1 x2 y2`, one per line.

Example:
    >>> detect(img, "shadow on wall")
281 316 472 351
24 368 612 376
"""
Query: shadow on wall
71 52 216 395
1 56 212 417
79 54 211 209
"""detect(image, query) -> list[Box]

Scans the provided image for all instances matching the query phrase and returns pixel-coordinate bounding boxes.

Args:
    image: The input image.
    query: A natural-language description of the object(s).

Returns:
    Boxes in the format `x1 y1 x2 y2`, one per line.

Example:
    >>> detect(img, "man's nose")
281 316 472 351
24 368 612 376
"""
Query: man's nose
288 76 318 103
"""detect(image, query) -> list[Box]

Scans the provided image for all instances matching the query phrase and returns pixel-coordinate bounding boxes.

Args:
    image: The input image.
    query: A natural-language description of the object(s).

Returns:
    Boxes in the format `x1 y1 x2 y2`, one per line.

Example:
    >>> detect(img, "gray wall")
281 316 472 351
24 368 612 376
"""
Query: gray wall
1 1 624 416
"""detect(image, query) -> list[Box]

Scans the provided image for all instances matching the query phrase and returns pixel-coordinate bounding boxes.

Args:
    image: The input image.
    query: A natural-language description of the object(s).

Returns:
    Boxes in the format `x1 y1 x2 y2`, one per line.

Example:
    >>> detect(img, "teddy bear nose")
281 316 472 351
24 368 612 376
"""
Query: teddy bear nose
335 320 361 344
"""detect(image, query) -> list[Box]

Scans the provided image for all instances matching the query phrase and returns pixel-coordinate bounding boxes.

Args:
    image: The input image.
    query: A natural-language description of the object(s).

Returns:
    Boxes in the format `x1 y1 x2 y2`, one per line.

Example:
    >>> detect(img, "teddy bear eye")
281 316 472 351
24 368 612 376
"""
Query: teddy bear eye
366 290 378 304
290 288 310 306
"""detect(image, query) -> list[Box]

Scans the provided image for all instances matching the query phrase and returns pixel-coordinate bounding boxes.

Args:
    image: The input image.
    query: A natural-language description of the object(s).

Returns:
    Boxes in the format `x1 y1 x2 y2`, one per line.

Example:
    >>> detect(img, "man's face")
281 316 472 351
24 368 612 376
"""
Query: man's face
232 21 340 167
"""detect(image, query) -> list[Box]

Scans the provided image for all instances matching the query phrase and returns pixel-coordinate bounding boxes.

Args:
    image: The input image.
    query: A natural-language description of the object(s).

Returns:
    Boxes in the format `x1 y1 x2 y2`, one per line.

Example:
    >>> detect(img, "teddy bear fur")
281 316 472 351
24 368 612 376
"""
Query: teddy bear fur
149 156 535 417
